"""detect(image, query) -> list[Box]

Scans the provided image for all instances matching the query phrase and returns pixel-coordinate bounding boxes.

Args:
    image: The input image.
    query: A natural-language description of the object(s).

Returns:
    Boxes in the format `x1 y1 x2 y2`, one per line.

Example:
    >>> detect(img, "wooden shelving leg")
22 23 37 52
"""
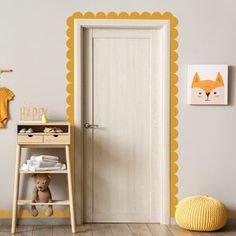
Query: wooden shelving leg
65 145 76 233
11 145 21 234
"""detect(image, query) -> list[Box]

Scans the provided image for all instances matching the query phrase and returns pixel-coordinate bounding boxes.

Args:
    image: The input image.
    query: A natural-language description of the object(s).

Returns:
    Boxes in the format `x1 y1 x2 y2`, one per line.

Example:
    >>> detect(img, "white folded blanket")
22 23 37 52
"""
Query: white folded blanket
20 155 66 171
21 163 66 171
27 160 59 168
30 155 59 162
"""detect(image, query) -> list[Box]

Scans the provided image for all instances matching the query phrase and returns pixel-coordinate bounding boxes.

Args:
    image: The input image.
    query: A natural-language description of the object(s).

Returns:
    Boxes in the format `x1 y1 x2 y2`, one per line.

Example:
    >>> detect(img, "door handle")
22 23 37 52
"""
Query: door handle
84 123 99 129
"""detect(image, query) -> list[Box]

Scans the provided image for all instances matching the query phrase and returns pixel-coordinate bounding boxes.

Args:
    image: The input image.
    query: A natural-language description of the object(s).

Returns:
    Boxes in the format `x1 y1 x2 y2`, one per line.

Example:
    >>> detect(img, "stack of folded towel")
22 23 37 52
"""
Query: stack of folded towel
21 155 66 171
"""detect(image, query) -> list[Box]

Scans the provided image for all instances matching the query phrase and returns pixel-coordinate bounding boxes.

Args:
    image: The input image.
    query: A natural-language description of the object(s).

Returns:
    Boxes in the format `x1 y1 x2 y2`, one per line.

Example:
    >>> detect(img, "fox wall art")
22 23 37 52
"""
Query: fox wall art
188 65 228 105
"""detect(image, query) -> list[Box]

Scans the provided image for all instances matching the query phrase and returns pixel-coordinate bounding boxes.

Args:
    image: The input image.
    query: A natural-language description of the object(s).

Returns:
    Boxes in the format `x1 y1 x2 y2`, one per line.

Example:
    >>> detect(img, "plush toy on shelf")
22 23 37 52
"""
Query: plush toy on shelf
31 174 53 217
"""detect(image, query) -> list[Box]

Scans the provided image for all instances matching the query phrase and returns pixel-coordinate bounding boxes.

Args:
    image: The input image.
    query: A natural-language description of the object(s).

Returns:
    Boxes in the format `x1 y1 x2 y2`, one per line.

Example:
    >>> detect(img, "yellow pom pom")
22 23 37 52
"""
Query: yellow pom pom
175 196 227 231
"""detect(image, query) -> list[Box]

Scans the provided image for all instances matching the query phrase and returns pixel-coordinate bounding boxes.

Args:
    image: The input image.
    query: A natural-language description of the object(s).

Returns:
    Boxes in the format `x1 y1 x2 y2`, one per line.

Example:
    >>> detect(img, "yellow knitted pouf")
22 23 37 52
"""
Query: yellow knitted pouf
175 196 227 231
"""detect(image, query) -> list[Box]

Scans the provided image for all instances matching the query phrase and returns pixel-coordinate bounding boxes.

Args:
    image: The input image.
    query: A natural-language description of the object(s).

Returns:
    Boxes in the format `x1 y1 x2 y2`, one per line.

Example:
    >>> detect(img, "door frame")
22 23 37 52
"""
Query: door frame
73 18 171 224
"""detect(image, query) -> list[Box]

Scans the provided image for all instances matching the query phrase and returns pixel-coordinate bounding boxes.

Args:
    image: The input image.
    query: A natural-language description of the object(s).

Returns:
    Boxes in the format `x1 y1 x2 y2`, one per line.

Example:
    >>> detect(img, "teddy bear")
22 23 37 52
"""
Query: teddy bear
31 174 53 217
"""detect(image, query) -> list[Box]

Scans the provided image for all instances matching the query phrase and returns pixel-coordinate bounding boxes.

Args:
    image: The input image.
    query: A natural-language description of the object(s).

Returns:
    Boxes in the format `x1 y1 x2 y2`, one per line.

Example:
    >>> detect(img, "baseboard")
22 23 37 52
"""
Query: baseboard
0 218 70 226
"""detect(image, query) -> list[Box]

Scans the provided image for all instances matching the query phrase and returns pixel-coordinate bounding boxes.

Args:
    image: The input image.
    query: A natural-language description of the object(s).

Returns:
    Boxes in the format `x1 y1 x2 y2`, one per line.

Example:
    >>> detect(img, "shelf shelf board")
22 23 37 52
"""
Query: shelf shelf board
17 200 70 206
18 122 70 126
19 170 68 174
18 144 68 148
17 133 69 136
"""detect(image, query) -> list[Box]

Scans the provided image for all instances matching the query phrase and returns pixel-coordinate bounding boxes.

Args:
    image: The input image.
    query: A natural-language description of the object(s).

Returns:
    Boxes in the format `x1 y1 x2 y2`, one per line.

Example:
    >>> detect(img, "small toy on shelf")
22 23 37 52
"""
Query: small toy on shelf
41 113 48 123
31 174 53 217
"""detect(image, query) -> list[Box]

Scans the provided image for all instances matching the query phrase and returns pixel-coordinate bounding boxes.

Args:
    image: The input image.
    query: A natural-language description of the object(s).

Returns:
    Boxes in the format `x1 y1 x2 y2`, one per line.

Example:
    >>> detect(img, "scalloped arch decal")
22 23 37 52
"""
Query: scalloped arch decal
66 11 179 218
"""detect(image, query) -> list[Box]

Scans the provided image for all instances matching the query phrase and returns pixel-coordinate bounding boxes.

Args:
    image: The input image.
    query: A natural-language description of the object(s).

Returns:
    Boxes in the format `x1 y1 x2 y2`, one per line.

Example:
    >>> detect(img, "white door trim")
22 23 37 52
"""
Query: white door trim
74 19 170 225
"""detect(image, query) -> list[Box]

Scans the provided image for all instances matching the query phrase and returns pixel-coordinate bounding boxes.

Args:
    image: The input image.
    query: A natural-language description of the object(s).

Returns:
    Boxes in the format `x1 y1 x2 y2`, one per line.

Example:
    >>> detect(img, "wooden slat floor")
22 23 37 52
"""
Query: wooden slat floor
0 224 236 236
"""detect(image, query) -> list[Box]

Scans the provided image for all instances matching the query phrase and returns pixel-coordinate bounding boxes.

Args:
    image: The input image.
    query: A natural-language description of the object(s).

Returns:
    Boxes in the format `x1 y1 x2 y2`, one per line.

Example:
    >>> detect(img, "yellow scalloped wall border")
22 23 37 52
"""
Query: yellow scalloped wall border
0 209 70 219
65 11 179 218
0 11 178 220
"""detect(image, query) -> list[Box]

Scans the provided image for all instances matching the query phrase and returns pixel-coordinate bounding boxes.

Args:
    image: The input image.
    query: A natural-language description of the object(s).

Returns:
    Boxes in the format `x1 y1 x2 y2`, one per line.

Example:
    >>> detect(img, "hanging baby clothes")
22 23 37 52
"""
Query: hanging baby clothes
0 87 15 128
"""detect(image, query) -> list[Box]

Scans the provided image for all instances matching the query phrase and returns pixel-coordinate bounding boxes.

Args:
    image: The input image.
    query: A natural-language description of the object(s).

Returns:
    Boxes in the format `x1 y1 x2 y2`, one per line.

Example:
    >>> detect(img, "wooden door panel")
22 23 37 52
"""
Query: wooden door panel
84 29 161 222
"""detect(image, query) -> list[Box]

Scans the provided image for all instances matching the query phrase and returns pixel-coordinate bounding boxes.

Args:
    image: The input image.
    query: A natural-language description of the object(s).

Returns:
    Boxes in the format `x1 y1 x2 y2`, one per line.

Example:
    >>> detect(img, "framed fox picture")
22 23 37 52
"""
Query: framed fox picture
188 65 228 105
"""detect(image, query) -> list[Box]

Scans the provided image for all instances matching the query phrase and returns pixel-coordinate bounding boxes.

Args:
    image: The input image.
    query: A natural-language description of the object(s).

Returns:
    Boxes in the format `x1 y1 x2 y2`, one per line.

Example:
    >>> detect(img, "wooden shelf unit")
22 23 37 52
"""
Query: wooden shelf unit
11 122 76 234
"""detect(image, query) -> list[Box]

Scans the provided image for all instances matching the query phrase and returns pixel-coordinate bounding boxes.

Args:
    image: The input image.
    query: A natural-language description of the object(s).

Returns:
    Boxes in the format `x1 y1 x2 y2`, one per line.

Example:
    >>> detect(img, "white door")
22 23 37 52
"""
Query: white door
83 28 163 223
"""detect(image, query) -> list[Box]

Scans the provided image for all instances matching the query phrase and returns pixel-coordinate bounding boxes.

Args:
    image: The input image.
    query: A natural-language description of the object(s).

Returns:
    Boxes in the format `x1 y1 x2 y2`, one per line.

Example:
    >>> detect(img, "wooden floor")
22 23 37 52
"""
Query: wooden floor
0 224 236 236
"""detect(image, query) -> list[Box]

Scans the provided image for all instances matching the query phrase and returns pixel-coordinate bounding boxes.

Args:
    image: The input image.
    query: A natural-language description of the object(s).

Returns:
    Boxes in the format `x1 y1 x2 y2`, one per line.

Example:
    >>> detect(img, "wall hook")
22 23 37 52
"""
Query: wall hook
0 69 13 79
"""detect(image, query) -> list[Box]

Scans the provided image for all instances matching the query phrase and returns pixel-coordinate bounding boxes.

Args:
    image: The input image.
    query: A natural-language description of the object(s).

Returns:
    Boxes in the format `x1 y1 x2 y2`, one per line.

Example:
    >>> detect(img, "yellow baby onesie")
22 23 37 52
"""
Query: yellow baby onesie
0 87 15 128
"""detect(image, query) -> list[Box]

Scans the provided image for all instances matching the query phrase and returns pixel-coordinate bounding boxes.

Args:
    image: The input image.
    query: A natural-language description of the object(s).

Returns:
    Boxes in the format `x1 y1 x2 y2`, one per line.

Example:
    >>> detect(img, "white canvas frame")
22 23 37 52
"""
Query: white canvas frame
188 64 228 105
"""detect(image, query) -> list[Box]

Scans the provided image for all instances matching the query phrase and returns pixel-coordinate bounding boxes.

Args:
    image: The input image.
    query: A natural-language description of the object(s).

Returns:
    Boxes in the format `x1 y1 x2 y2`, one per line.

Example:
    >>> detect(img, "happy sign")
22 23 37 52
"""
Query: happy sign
20 106 48 121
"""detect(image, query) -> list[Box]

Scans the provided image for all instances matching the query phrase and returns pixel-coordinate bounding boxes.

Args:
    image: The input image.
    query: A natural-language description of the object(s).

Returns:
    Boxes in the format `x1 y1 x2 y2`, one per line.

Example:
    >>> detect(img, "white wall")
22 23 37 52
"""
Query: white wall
0 0 236 217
